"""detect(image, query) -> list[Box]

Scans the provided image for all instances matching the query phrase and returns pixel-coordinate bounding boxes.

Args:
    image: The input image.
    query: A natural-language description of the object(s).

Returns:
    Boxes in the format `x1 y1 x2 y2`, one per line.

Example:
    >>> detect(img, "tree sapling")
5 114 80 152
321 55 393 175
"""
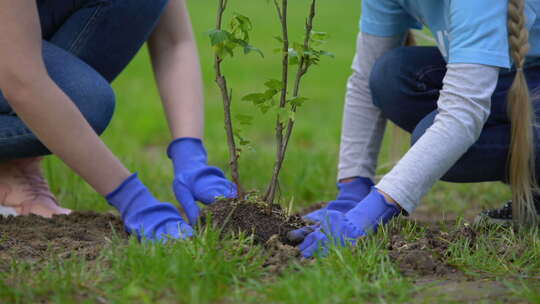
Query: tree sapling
205 0 331 244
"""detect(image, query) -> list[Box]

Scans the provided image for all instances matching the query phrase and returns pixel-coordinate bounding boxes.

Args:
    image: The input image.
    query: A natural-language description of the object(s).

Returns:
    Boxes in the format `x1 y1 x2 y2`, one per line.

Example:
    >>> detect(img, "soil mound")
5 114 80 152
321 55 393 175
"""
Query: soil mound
203 196 306 245
0 212 126 264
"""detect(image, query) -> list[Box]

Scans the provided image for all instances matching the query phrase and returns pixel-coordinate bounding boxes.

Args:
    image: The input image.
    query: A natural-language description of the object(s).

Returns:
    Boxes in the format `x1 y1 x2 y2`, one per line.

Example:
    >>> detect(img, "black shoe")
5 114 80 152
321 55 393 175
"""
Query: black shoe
475 201 540 225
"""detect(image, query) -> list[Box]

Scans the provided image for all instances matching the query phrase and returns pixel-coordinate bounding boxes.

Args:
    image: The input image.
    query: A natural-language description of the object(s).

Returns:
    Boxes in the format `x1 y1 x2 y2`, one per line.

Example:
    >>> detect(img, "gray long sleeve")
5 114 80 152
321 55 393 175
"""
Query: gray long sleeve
338 32 406 180
339 32 500 213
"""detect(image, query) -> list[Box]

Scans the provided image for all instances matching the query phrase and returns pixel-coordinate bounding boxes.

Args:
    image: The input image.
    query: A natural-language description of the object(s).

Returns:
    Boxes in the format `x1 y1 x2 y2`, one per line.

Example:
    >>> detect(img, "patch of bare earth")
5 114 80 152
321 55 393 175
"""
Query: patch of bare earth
0 211 127 265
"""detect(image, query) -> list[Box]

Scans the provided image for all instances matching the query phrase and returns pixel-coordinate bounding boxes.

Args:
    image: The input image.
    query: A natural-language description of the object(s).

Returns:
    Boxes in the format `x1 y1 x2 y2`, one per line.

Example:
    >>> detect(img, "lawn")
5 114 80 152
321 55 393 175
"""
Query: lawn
1 0 539 303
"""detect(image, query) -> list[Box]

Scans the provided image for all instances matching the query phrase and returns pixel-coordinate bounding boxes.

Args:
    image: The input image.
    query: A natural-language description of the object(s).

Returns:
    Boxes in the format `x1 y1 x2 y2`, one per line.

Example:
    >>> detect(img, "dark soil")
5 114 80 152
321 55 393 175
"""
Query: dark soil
0 212 127 265
387 222 477 277
202 195 306 246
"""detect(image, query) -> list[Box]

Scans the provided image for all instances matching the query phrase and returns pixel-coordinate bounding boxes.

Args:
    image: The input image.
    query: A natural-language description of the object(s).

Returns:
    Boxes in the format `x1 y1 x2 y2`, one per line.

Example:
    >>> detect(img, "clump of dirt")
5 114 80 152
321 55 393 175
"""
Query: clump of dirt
202 194 306 245
263 235 301 274
388 223 477 277
0 212 127 264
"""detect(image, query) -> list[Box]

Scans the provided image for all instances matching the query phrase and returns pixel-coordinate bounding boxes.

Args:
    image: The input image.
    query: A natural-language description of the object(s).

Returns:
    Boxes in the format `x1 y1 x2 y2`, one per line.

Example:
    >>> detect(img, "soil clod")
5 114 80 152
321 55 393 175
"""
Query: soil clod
264 235 301 274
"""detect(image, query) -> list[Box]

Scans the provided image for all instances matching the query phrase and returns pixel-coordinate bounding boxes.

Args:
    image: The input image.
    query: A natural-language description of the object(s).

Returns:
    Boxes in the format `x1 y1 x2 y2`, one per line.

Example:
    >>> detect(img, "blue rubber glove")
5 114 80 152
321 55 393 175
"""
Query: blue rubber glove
168 137 237 225
304 177 374 221
288 177 373 242
106 173 194 241
299 188 400 258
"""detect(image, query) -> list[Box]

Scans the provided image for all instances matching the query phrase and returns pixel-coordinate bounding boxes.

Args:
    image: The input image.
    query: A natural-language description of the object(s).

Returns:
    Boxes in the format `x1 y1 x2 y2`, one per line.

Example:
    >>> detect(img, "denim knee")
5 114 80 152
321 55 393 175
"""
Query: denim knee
84 80 115 136
57 72 115 136
369 47 408 112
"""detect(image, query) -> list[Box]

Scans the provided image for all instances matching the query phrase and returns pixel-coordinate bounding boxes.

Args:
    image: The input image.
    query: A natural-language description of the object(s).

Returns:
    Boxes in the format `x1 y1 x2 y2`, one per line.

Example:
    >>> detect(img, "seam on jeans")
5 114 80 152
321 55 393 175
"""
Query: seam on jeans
66 4 107 55
0 127 33 140
415 65 446 83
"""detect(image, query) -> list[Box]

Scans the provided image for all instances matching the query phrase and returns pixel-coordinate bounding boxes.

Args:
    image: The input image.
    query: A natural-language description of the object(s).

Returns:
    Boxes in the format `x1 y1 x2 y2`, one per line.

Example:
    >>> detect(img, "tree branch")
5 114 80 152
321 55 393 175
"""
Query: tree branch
214 0 243 196
264 0 290 203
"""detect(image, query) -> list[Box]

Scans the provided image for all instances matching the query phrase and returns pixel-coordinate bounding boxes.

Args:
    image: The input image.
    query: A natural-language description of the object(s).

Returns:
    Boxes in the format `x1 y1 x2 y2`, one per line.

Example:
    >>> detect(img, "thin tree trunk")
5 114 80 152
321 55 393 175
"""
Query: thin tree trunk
264 0 290 203
214 0 243 196
265 0 317 204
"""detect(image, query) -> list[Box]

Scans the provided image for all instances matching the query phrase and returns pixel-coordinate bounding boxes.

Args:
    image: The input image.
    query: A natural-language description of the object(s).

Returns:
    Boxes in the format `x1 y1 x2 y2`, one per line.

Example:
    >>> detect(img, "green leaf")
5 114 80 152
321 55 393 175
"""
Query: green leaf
263 88 278 99
311 31 328 41
233 129 251 146
230 13 253 41
289 56 299 66
244 44 264 57
235 114 253 126
208 29 231 46
287 96 308 107
319 50 335 58
242 93 268 105
264 79 282 90
274 36 283 43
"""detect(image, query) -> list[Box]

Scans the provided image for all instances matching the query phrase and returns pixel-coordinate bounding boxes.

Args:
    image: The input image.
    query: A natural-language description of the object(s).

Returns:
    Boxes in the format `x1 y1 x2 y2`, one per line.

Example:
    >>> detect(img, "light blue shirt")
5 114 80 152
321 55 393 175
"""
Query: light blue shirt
360 0 540 68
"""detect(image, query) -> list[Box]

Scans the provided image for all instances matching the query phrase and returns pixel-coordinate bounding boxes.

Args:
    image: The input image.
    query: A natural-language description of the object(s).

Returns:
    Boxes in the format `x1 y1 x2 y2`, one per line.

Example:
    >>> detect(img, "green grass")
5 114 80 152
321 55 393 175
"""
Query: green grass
1 0 539 303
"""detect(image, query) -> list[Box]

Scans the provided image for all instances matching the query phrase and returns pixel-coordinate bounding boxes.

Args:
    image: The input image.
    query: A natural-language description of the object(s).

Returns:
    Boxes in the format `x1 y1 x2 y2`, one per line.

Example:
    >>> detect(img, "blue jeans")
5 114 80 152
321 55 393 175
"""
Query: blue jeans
0 0 169 160
370 46 540 183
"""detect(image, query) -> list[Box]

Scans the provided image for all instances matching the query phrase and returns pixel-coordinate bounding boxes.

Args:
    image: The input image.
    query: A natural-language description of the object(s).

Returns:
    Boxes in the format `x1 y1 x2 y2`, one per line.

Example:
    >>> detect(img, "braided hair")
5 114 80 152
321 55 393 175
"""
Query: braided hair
507 0 538 225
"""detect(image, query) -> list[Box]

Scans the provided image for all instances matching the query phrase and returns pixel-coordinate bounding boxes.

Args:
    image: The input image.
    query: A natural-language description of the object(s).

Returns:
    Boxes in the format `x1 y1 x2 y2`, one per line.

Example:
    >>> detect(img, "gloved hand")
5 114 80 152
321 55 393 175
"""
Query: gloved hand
288 177 373 243
168 137 237 225
298 188 401 258
106 173 194 241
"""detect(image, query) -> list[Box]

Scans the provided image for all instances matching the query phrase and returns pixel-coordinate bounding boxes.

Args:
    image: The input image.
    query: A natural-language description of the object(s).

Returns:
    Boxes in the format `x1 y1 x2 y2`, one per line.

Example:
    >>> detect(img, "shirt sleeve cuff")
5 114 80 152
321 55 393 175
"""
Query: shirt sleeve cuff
360 18 423 37
449 48 510 69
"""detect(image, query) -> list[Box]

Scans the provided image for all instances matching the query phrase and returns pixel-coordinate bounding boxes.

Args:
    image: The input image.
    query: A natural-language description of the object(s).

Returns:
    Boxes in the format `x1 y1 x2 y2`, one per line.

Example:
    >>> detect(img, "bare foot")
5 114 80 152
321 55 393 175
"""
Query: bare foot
0 157 71 218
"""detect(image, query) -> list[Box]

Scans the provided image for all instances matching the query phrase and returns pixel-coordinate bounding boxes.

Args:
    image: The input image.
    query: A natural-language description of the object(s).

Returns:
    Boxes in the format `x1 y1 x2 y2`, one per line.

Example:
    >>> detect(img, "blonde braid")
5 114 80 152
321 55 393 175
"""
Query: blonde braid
507 0 538 225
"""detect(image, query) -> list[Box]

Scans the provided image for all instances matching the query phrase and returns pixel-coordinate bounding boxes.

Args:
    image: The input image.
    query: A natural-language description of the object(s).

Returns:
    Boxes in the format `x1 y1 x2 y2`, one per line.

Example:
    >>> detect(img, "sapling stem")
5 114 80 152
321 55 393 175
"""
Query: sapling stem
264 0 290 203
265 0 317 204
214 0 244 196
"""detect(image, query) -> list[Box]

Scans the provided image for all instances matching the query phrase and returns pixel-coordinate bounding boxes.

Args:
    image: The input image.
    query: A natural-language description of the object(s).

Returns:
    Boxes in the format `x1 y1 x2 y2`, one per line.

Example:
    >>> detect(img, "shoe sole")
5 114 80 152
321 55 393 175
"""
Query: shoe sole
0 205 18 217
473 214 512 226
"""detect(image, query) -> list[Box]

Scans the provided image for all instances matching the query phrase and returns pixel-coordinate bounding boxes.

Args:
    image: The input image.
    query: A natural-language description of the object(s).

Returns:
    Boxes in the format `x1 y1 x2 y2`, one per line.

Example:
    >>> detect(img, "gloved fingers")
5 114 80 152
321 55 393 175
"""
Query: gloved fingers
156 220 194 242
298 230 323 252
193 172 238 204
287 225 316 243
302 241 329 258
126 202 194 242
325 200 358 213
173 180 201 226
319 210 347 233
299 232 328 258
303 209 327 223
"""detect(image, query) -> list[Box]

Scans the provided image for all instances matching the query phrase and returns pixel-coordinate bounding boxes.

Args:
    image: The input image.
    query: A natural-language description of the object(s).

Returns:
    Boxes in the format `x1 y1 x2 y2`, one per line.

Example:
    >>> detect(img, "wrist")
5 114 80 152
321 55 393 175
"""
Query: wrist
375 188 403 210
336 176 374 201
347 189 401 222
106 173 157 214
168 137 207 171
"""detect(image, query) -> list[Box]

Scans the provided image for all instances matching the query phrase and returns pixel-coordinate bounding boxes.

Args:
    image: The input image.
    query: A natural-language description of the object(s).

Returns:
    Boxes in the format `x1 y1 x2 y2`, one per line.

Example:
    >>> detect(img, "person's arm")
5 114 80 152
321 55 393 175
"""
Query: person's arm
0 0 130 195
147 0 237 225
338 32 406 181
147 0 204 139
377 64 499 212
